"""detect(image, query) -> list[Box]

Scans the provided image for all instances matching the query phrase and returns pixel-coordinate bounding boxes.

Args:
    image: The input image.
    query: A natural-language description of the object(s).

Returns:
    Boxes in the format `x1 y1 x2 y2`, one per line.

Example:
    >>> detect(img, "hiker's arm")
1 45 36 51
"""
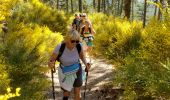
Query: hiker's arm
79 27 82 35
89 24 96 34
91 27 96 34
72 24 76 30
72 20 76 29
80 50 90 71
48 53 58 70
80 51 87 66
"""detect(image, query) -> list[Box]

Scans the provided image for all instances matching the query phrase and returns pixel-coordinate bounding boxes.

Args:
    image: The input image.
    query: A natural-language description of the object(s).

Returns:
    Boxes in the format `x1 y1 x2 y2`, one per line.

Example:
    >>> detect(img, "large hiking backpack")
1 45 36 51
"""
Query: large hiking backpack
72 19 80 31
81 26 91 35
56 43 81 62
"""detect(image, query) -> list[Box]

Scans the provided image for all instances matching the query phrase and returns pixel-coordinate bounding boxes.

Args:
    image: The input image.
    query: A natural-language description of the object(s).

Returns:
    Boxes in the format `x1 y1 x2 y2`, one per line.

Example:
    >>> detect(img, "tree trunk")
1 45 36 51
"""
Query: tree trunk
158 0 163 20
98 0 101 12
93 0 96 10
66 0 69 13
124 0 131 19
106 0 109 13
79 0 83 13
143 0 147 28
101 0 103 12
56 0 59 9
120 0 123 16
131 0 134 20
154 0 158 17
103 0 106 12
71 0 73 13
117 0 120 15
112 0 114 14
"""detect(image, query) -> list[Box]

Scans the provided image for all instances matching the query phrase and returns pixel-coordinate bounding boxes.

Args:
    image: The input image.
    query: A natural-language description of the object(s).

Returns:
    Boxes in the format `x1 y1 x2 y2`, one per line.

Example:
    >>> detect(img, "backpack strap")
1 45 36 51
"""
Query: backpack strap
56 43 81 62
56 43 65 62
81 27 85 35
88 27 91 33
76 43 81 54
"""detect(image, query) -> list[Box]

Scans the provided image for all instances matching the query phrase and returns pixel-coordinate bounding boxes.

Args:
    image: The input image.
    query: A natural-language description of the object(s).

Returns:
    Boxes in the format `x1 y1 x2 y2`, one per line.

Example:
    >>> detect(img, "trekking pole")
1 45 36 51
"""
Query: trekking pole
83 70 88 100
84 62 91 100
51 67 56 100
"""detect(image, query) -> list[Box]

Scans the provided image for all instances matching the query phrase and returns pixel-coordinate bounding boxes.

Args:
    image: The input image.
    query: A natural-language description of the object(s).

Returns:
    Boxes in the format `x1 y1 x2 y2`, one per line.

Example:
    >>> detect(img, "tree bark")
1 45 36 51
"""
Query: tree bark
79 0 83 13
154 0 158 17
120 0 123 16
71 0 73 13
112 0 114 14
158 0 163 20
106 0 109 13
56 0 59 9
117 0 120 15
98 0 101 12
143 0 147 28
124 0 131 19
66 0 69 13
103 0 106 12
131 0 134 20
93 0 96 10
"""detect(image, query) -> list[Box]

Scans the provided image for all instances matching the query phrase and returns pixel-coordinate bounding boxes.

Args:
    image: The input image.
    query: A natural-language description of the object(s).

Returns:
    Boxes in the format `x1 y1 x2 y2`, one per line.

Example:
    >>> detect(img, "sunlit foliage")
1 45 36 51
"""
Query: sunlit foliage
0 88 21 100
0 0 65 99
90 12 170 99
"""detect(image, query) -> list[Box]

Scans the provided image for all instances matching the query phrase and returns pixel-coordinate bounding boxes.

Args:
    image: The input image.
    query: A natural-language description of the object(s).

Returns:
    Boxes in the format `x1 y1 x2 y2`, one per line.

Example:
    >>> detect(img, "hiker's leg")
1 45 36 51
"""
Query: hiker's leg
63 91 70 100
74 87 81 100
61 87 70 100
73 67 83 100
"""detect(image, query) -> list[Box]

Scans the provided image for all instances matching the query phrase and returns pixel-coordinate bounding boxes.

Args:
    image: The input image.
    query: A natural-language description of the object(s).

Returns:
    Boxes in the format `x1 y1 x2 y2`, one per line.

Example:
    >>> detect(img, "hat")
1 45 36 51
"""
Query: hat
81 13 87 17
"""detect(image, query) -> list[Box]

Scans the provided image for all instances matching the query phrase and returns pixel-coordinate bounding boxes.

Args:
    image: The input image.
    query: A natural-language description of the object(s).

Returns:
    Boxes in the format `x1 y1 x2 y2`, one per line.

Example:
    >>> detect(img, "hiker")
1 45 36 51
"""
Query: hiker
79 20 96 56
79 13 88 28
72 13 80 31
79 13 93 28
48 30 91 100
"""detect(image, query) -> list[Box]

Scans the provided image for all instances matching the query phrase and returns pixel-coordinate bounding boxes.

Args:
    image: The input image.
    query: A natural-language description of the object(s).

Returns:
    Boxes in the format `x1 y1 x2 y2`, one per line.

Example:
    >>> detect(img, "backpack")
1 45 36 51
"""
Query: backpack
56 43 81 62
72 19 80 31
81 26 91 35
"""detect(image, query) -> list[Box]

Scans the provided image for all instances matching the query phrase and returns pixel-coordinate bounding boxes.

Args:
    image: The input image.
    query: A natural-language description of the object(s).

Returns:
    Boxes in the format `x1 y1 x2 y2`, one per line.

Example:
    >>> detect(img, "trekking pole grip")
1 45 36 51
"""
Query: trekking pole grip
52 67 56 73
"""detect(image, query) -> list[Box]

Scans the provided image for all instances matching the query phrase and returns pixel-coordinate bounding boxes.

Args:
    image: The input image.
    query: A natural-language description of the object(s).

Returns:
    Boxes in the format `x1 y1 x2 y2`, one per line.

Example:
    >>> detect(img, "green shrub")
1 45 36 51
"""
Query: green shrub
90 12 170 99
1 21 63 99
115 19 170 99
89 13 143 64
0 64 10 94
0 88 21 100
11 0 67 34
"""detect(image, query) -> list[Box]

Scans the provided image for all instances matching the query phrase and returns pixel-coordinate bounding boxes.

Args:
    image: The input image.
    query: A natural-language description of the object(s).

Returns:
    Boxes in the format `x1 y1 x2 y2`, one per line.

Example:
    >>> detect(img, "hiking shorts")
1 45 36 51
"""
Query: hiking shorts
83 36 94 47
61 66 83 92
73 66 83 87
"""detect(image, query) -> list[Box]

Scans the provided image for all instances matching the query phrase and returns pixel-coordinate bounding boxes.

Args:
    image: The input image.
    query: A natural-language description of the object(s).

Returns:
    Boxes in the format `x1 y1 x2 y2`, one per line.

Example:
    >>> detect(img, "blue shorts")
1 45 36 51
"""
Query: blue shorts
86 41 93 46
83 36 94 47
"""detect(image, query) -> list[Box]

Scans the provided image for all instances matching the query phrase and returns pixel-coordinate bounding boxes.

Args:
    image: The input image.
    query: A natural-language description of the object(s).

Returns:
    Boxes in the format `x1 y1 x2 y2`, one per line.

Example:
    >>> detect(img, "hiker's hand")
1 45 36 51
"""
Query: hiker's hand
48 61 55 70
85 63 91 72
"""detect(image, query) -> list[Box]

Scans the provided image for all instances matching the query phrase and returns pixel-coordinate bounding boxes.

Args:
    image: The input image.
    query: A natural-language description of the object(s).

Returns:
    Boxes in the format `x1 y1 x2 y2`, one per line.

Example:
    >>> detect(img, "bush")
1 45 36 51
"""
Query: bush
90 12 170 99
0 64 10 94
11 0 67 34
0 0 65 99
89 13 143 64
1 21 63 99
